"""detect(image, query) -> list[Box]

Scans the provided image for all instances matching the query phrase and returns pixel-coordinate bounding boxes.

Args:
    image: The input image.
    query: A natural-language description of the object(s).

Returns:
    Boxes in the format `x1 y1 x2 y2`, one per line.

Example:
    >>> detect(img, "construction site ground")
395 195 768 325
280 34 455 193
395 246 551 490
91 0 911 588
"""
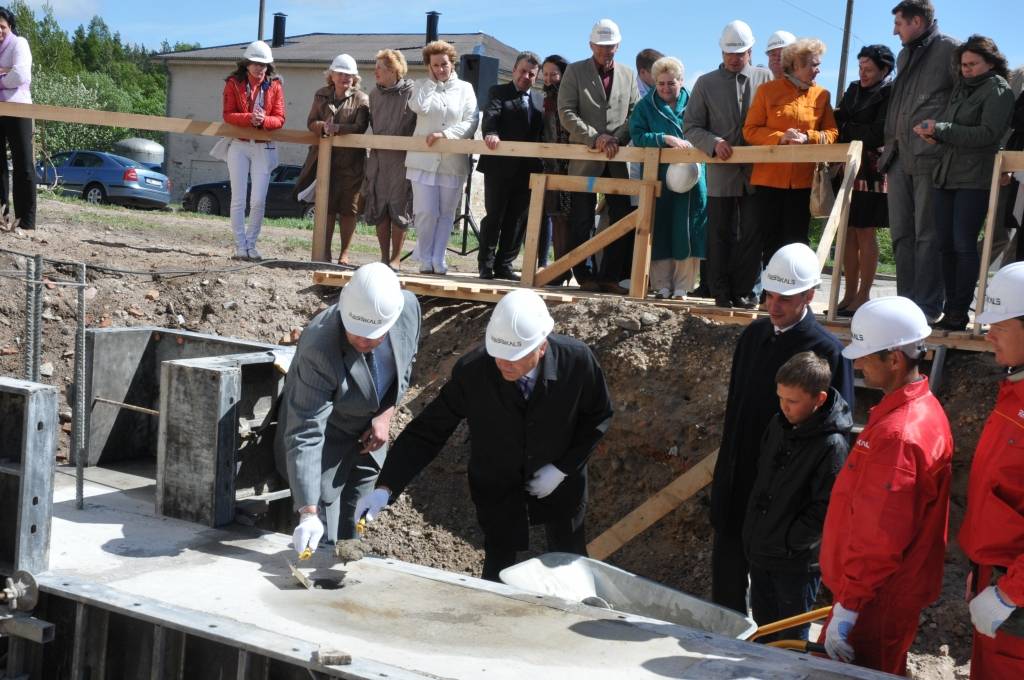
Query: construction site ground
0 195 1002 679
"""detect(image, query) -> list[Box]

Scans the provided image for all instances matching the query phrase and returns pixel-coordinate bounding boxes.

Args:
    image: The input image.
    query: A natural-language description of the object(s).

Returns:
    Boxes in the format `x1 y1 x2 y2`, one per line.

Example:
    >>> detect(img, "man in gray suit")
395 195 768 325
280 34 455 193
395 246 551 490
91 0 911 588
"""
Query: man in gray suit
276 262 421 555
879 0 958 323
683 20 772 309
558 18 639 293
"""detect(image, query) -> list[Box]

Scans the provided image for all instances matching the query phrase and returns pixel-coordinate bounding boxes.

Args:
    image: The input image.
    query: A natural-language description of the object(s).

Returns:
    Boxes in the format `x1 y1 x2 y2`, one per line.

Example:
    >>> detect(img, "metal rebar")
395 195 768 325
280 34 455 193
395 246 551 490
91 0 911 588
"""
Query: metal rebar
92 396 159 417
31 254 43 382
23 255 34 380
75 262 87 510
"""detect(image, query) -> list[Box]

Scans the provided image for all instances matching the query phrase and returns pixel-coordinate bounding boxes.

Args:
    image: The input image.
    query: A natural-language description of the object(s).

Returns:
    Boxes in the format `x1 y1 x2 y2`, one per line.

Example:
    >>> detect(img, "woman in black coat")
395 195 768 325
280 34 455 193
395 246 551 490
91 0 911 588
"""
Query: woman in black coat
833 45 894 316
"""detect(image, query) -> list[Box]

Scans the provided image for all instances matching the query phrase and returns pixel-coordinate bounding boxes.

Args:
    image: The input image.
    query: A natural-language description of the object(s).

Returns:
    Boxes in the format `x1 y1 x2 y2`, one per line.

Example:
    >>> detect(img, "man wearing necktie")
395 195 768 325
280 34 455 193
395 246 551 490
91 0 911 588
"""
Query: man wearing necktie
357 290 614 581
710 244 854 614
477 52 545 281
276 263 421 555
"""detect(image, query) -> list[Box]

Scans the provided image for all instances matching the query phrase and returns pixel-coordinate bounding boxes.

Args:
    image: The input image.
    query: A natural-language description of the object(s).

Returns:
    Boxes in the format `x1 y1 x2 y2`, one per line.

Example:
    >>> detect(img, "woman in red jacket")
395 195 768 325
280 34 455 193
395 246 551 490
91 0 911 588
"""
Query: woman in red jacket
222 40 286 260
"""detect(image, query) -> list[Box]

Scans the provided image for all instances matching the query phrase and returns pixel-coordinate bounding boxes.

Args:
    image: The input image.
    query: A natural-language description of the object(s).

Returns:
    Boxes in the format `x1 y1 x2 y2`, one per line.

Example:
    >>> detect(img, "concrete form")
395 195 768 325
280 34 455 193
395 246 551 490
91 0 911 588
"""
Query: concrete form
7 465 896 680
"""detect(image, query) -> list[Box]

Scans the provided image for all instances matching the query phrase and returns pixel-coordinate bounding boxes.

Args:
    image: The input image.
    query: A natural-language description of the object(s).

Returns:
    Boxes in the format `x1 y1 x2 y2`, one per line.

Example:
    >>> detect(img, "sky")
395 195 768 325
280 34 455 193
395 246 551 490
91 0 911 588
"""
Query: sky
27 0 1024 92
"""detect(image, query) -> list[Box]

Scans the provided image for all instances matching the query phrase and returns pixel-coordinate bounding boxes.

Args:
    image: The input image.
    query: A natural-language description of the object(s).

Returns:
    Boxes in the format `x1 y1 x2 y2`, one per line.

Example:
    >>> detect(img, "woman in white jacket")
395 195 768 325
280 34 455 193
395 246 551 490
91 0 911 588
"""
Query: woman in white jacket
0 7 34 229
405 40 478 274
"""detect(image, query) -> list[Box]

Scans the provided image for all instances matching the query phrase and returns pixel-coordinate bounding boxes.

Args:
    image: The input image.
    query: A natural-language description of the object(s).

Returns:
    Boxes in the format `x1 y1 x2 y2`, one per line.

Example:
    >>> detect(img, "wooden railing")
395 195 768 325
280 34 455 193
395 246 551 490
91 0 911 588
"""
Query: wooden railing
3 101 870 318
976 150 1024 332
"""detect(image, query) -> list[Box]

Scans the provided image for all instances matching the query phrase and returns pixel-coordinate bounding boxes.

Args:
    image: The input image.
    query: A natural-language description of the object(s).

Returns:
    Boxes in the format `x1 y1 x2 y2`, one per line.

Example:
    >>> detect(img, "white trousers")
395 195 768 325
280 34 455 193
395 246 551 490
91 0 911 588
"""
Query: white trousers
227 140 278 250
411 180 463 273
651 258 700 296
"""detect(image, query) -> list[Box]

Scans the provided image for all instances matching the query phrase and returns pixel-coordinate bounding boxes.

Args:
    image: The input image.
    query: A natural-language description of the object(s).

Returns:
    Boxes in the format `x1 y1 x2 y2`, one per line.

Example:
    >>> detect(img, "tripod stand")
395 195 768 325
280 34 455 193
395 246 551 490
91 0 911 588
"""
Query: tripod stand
448 157 480 256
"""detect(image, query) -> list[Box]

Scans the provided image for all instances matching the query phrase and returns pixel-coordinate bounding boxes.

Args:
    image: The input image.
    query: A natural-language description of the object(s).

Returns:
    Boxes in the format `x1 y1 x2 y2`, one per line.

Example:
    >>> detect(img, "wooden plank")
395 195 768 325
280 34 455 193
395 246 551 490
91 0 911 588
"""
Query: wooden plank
973 152 1006 333
311 136 333 262
1002 150 1024 172
823 141 862 322
330 133 651 163
534 212 637 287
661 144 852 164
587 451 719 561
628 147 661 299
543 174 662 197
521 174 548 287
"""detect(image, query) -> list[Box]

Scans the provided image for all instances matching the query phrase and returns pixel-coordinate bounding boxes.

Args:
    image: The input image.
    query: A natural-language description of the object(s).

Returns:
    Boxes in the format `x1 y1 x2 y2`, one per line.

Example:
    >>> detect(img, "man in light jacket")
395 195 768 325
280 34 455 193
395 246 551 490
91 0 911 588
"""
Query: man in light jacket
683 20 772 309
558 18 639 293
879 0 958 323
276 263 421 555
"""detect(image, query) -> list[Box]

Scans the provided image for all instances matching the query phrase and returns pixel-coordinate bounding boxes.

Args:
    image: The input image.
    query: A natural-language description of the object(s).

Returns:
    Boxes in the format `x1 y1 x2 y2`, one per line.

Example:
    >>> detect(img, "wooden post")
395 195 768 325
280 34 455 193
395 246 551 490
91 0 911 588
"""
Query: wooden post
535 212 637 287
587 450 718 561
973 152 1006 333
310 136 333 262
628 148 660 299
824 141 861 322
521 174 548 287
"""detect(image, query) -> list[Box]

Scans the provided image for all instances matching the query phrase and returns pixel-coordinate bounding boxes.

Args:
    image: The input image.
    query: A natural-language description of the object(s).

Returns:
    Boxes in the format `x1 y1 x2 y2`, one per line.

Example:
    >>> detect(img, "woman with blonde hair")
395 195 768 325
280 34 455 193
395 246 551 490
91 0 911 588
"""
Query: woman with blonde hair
744 38 837 266
294 53 369 264
362 49 417 270
404 40 478 274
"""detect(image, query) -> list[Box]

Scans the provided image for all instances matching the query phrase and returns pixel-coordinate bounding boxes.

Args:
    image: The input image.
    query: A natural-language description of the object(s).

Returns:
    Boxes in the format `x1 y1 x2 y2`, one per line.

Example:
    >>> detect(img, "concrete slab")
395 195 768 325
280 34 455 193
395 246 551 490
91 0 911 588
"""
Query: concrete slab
41 466 895 680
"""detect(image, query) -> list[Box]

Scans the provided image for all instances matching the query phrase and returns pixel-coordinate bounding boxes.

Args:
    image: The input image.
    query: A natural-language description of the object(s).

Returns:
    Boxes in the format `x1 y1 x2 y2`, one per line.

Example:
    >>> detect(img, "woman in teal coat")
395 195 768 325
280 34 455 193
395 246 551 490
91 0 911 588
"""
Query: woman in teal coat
629 56 707 299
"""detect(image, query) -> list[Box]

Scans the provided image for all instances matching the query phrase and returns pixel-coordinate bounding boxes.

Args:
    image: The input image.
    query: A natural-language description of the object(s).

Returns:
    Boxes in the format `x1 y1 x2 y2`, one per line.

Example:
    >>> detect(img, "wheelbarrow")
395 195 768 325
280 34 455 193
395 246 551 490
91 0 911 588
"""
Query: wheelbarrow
499 552 830 653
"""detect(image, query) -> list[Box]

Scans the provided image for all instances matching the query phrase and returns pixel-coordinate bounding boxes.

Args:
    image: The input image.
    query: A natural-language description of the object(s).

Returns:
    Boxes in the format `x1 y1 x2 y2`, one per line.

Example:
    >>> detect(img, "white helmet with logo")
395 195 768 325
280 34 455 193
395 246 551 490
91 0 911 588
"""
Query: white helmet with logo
665 163 702 194
720 20 756 54
339 263 405 339
765 30 796 53
486 290 554 361
329 54 358 75
590 18 622 46
843 296 932 360
762 243 821 295
243 40 274 64
977 262 1024 324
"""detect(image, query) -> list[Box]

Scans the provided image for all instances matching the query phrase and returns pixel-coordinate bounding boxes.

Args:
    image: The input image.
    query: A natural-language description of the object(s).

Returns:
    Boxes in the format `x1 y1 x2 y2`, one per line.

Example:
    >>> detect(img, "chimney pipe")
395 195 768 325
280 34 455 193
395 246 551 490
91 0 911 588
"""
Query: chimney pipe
426 11 440 44
272 13 287 48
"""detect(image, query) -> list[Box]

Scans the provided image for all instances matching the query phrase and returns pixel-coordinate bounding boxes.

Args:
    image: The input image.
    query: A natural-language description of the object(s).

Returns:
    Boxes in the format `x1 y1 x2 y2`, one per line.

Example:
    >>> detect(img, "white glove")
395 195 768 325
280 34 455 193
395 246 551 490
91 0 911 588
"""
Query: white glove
526 464 567 499
824 603 858 663
291 512 324 557
970 585 1017 638
354 488 391 524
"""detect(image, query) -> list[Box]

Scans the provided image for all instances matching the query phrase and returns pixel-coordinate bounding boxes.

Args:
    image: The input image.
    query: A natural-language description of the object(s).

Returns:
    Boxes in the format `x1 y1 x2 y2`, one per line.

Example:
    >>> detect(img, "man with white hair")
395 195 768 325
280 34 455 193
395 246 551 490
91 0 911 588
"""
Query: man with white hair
819 295 953 675
357 290 614 580
764 30 796 79
276 262 421 555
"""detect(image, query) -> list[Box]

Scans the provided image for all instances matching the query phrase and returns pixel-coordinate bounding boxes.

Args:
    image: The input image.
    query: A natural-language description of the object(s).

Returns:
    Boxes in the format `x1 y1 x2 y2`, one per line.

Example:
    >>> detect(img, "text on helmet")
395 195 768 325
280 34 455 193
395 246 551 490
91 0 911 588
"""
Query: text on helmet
347 312 383 325
766 273 797 285
489 334 523 348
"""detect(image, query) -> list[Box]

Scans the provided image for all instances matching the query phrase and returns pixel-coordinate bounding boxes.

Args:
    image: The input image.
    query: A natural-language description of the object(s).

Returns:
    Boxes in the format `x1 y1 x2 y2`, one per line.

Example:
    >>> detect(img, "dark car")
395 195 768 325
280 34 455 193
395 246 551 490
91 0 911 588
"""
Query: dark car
181 164 314 219
36 150 172 209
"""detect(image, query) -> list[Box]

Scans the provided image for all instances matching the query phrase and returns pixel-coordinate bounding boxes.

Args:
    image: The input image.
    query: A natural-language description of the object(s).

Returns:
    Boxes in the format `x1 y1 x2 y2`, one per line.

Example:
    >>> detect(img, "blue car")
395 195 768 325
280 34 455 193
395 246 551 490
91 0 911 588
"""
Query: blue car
36 150 171 209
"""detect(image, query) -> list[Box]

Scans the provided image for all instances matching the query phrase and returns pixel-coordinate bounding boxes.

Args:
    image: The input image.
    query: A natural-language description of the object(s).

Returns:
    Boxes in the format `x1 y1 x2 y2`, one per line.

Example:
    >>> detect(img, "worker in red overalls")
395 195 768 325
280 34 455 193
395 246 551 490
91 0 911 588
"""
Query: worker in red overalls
959 262 1024 679
818 296 954 675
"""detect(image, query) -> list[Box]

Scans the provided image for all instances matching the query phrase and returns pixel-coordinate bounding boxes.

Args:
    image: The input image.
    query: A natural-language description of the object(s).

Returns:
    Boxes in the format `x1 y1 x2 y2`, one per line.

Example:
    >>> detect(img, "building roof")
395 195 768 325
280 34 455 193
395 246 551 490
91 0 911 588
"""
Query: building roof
156 32 521 72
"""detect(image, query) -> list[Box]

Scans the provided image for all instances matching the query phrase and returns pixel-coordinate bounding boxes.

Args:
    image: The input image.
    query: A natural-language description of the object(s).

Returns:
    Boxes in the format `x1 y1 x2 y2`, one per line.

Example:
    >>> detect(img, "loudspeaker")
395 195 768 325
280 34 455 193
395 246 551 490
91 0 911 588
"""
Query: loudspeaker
459 54 499 110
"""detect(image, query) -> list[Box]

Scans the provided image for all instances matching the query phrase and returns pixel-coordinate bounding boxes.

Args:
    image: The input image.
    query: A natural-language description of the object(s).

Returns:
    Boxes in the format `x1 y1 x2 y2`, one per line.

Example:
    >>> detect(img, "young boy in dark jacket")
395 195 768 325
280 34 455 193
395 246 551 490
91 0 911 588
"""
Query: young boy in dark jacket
741 351 852 640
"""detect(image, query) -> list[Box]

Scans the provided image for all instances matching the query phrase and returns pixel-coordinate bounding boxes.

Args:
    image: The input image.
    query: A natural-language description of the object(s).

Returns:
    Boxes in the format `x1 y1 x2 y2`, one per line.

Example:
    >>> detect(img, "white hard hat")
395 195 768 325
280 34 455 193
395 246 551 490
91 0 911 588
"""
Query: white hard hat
720 20 755 54
243 40 274 64
762 243 821 295
339 263 405 339
590 18 622 46
665 163 702 194
765 30 796 53
977 262 1024 324
843 296 932 360
329 54 358 75
486 290 554 361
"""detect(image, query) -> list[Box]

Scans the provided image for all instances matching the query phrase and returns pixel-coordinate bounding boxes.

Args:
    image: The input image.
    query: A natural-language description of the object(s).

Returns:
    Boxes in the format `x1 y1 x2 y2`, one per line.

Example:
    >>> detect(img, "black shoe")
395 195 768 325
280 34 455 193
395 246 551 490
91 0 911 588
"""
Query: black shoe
493 268 520 282
599 281 629 295
690 284 710 298
578 279 602 292
936 311 968 332
837 307 855 318
732 295 757 310
479 268 495 280
714 297 732 308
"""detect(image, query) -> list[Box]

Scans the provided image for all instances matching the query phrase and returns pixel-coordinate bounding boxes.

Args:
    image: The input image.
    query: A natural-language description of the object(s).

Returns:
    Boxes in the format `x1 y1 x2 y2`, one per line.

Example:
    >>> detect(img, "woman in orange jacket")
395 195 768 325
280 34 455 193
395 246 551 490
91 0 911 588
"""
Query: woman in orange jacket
743 38 836 269
221 40 286 261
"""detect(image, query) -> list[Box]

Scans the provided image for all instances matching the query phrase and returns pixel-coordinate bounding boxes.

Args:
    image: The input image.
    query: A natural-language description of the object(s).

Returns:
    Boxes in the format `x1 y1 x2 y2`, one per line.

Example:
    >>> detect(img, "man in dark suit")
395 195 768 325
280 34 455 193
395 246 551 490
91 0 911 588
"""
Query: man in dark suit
477 52 544 280
356 290 614 581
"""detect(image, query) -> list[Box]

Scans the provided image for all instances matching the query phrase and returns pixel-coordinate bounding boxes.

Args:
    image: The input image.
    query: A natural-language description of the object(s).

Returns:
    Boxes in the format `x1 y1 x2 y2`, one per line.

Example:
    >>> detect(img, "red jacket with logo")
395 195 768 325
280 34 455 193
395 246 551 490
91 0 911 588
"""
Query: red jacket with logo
820 378 953 611
959 377 1024 605
222 75 286 130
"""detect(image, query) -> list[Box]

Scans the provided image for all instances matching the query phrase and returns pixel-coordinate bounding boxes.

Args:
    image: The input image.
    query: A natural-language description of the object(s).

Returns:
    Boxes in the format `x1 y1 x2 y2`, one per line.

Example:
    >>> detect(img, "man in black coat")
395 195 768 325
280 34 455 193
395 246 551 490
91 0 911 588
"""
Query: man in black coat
711 244 855 614
477 52 544 280
356 290 613 581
